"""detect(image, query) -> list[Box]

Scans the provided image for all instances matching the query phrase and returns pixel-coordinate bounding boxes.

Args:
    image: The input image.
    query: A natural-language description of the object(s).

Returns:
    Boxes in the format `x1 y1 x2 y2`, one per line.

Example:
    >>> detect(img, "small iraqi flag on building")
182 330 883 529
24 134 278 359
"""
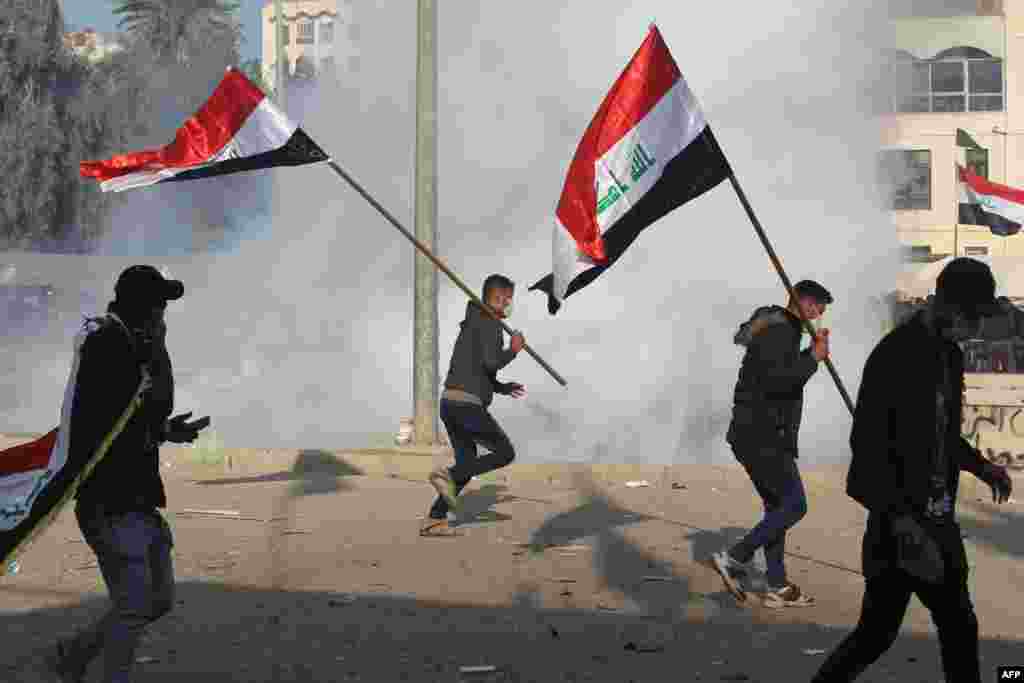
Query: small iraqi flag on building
959 165 1024 237
529 25 731 314
80 67 328 192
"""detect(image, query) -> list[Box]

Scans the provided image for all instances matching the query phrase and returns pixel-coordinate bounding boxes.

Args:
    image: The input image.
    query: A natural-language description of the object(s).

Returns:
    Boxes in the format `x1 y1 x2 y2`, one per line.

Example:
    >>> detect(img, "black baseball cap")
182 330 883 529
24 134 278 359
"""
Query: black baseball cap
935 257 1000 317
793 280 833 305
114 265 184 306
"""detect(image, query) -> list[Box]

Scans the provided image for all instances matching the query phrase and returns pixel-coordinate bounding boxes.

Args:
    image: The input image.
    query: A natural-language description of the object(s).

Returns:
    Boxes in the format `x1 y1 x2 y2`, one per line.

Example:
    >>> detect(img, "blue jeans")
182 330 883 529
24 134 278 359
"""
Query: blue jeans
429 399 516 519
64 505 175 683
727 446 808 588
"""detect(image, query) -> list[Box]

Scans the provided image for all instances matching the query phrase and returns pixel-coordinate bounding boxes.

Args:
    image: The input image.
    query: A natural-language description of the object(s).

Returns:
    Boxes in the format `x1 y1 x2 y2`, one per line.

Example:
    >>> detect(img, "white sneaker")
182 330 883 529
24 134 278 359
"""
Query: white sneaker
712 550 749 602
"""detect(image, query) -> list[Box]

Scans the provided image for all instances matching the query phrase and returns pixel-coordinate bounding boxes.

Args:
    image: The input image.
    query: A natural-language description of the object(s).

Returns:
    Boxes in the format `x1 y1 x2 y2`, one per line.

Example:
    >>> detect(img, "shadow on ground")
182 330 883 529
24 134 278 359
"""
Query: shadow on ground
4 470 1020 681
193 450 363 496
2 580 1020 682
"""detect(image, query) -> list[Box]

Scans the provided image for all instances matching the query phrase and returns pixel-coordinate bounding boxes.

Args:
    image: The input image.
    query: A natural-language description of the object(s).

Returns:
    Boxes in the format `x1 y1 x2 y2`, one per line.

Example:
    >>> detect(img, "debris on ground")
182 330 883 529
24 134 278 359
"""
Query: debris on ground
327 595 357 607
624 642 664 653
624 480 650 488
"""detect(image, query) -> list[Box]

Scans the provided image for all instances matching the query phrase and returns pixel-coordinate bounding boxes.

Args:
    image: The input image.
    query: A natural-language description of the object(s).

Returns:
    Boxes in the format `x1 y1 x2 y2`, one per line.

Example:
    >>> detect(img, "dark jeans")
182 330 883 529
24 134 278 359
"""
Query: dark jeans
727 445 808 587
429 399 516 519
811 568 980 682
64 505 175 683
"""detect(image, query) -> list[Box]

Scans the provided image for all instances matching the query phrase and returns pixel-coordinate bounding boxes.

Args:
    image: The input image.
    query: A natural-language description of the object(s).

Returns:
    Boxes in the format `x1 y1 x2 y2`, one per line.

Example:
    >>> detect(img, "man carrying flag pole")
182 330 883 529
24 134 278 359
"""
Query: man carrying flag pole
528 25 857 605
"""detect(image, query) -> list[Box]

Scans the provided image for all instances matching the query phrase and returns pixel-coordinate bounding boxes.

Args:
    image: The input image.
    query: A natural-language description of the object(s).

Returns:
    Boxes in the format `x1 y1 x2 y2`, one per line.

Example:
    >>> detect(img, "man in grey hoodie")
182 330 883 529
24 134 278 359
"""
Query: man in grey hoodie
420 274 525 536
712 280 832 607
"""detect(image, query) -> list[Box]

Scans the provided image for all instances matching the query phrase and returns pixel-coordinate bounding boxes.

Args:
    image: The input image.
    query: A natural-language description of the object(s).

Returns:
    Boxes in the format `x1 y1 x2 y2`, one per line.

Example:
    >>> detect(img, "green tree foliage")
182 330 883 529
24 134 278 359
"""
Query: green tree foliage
0 0 114 249
112 0 241 66
239 58 273 96
0 0 265 251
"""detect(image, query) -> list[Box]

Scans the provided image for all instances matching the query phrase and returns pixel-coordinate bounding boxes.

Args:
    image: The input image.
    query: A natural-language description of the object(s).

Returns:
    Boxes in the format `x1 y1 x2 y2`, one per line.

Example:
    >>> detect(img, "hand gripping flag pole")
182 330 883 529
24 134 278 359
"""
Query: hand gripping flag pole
324 160 567 387
704 133 856 416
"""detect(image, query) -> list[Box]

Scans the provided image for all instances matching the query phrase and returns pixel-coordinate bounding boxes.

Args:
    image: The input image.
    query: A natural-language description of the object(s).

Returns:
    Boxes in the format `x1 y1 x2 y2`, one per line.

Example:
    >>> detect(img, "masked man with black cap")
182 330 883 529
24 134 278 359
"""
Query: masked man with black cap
713 279 833 608
810 258 1013 683
52 265 210 683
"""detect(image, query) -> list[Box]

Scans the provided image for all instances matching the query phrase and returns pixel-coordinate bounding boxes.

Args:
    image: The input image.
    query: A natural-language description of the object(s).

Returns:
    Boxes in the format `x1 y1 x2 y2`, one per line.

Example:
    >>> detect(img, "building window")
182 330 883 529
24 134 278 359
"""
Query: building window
297 20 314 44
348 54 361 72
966 148 989 179
348 23 360 41
890 48 1003 113
880 149 931 210
902 245 934 262
320 21 333 44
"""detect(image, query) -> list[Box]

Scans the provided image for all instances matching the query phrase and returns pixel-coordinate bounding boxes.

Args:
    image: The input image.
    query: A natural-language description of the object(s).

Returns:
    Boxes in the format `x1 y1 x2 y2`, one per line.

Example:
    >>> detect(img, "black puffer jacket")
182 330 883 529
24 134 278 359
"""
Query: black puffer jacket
73 314 174 513
726 305 819 456
443 302 517 408
847 311 991 578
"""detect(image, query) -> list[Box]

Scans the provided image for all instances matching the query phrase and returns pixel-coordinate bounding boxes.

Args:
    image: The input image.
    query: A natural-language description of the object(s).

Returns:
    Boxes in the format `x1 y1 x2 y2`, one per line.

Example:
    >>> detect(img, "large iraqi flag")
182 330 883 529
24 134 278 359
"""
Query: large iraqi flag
958 165 1024 237
80 67 328 192
0 320 147 571
529 25 731 314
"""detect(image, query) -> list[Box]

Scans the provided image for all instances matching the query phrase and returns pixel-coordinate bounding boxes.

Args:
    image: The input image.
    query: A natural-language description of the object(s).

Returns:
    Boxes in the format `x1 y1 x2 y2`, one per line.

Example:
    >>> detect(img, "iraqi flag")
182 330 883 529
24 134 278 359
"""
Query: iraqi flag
80 68 328 192
0 320 146 570
529 25 731 314
958 165 1024 237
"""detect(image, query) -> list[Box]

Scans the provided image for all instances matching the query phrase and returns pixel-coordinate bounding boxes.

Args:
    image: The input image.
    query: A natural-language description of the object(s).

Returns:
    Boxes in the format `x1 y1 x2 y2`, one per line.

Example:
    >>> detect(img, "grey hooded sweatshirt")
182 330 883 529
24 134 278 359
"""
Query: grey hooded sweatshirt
725 305 819 456
443 301 517 408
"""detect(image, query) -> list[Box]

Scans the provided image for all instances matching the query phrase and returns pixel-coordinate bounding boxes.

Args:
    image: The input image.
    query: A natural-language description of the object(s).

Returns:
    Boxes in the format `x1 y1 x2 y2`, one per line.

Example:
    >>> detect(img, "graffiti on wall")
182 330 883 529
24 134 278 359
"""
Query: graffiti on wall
961 404 1024 469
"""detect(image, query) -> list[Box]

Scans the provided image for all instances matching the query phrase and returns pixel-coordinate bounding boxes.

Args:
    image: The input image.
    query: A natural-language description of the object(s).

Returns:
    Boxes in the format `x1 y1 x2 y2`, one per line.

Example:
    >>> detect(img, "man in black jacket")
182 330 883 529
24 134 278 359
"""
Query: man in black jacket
713 280 832 607
52 265 209 683
420 274 525 536
811 258 1012 683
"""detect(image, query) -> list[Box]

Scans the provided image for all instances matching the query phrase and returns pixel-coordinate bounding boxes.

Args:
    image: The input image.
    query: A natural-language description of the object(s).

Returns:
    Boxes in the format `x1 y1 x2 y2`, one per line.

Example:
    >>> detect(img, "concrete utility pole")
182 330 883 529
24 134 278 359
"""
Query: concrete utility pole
275 0 286 110
413 0 440 445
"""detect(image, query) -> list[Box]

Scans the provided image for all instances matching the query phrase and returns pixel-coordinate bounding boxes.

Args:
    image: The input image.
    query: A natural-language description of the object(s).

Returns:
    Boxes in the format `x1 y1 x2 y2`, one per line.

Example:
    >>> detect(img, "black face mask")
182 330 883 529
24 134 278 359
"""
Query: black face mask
110 300 166 352
931 304 982 342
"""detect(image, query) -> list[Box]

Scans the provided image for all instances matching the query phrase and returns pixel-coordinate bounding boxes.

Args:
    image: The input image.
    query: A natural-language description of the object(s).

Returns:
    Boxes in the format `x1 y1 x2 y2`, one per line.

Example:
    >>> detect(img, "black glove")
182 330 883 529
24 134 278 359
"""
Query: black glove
891 514 944 584
164 412 211 444
982 462 1013 504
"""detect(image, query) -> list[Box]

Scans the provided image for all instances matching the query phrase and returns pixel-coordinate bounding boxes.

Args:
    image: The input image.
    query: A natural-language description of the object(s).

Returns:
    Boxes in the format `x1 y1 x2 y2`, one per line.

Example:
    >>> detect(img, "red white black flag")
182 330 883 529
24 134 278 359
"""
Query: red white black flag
80 68 327 192
529 25 731 314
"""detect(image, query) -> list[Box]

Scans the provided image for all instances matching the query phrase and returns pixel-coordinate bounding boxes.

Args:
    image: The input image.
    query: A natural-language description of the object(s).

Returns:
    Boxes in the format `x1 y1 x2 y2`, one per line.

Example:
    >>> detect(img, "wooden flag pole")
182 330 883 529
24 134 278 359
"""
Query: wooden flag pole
324 160 568 387
704 136 855 415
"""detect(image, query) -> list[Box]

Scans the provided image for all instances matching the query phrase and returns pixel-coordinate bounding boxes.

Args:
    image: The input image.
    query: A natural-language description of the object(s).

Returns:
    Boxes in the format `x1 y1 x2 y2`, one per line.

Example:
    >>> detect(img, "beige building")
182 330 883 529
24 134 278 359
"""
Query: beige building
62 28 125 64
880 1 1024 466
881 0 1024 262
260 0 360 87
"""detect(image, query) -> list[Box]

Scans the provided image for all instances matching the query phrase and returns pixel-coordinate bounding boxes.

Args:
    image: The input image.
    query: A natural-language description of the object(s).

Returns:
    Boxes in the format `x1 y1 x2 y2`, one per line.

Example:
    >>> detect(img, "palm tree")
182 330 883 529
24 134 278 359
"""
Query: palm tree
112 0 240 65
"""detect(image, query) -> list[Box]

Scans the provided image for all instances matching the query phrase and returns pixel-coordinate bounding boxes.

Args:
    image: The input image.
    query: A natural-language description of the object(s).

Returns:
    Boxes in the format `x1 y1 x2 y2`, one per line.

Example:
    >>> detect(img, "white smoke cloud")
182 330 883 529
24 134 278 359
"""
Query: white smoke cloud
6 0 969 463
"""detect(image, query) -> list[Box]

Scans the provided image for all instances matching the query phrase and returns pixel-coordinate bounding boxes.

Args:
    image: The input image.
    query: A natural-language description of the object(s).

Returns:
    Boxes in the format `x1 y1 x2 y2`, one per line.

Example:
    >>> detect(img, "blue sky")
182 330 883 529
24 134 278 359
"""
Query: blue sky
66 0 264 61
